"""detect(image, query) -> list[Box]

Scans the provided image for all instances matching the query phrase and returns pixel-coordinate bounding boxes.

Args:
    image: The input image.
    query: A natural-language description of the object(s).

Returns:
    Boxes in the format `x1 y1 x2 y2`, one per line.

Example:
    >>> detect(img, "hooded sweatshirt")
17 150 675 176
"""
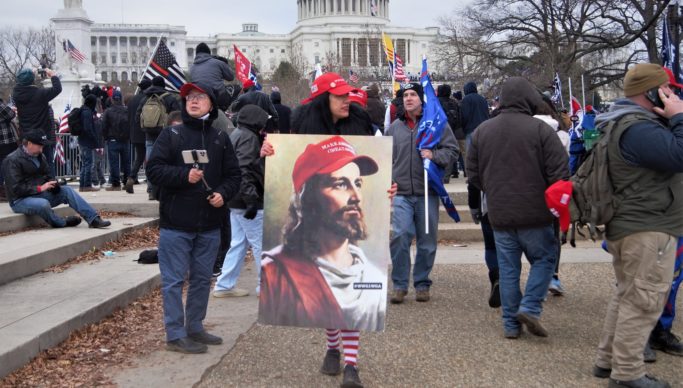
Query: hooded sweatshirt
228 105 268 209
460 81 489 136
190 52 235 95
466 77 568 229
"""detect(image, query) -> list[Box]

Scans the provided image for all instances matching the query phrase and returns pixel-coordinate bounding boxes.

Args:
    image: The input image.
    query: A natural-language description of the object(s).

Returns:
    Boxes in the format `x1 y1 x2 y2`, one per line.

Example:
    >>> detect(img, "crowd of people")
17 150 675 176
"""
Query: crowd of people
1 41 682 388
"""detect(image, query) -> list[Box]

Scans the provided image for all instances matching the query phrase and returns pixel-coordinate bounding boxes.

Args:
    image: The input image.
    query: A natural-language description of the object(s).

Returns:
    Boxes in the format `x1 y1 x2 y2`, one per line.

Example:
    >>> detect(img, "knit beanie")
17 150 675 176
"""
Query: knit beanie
624 63 669 97
404 82 424 102
16 68 35 86
196 43 211 55
138 78 152 90
84 94 98 110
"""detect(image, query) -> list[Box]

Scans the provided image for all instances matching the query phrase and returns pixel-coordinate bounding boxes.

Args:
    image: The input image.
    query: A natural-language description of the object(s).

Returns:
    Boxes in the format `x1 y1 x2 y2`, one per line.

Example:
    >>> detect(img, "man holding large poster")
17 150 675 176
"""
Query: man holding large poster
259 135 388 332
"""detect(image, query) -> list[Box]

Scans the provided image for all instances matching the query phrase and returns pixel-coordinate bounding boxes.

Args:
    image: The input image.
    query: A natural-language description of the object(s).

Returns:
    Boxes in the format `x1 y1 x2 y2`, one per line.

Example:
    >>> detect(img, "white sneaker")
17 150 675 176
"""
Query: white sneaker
213 288 249 297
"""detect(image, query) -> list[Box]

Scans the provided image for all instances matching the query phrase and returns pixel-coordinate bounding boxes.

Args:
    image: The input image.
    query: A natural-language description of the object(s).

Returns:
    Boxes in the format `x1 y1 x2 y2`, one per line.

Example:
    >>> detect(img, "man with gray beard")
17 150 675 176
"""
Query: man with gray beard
259 135 387 332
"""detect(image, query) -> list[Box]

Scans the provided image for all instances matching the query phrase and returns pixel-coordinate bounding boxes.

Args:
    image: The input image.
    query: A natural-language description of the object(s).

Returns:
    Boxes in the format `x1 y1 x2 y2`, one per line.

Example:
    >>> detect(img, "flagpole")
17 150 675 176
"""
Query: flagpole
422 54 429 234
581 74 586 110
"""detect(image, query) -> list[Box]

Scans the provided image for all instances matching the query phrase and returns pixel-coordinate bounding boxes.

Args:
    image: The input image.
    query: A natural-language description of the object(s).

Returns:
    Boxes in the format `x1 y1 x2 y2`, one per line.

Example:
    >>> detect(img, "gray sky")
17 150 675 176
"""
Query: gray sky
4 0 470 36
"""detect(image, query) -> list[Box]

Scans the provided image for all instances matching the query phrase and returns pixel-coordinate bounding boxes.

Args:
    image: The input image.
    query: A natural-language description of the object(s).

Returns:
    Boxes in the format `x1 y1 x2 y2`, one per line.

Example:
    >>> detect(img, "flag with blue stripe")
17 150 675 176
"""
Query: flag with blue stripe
416 57 460 222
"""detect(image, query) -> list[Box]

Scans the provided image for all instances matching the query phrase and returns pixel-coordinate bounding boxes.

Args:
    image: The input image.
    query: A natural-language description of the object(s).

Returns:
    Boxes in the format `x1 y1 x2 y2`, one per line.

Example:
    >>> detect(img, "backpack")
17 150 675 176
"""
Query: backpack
140 93 169 130
136 249 158 264
67 107 84 136
569 113 646 240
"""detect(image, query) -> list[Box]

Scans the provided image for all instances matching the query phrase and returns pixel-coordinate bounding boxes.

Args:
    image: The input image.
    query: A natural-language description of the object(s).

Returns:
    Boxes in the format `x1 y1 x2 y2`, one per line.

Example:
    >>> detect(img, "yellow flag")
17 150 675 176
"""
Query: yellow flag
382 32 394 63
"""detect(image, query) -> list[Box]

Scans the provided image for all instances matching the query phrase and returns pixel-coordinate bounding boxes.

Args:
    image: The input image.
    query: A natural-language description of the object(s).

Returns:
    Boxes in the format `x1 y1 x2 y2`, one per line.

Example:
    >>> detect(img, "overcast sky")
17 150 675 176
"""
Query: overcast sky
4 0 470 36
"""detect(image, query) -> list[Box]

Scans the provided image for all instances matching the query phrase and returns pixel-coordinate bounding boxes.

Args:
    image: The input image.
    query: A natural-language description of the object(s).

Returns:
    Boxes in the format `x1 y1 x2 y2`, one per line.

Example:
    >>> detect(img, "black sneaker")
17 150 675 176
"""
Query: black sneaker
89 216 111 228
64 216 82 227
188 330 223 345
488 280 501 308
593 365 611 379
650 329 683 357
644 342 657 363
341 365 363 388
320 349 341 375
166 337 207 354
608 374 671 388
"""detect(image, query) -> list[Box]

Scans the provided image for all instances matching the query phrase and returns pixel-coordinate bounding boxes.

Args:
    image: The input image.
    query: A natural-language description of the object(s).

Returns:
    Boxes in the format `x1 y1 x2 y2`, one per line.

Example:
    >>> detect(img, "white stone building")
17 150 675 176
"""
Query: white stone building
84 0 439 84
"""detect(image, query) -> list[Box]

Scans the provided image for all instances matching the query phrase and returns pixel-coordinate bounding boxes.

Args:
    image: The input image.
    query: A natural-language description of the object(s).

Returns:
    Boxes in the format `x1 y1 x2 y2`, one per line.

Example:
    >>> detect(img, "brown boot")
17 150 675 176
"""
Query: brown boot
390 289 407 304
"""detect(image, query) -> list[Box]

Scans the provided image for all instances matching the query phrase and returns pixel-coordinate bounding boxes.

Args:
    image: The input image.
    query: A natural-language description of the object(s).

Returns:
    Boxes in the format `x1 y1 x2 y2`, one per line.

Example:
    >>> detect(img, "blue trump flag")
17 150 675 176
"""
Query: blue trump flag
415 57 460 223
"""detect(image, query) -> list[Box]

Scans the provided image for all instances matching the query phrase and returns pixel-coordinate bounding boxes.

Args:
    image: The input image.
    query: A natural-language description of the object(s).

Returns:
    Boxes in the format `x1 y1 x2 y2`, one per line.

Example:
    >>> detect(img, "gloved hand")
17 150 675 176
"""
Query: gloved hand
470 208 482 225
243 205 258 220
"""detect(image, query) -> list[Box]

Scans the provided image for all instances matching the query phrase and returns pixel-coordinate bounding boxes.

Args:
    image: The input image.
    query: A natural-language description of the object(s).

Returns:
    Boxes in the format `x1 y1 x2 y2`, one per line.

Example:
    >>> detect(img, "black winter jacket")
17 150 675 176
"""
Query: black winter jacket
466 77 569 229
460 82 489 136
12 76 62 137
1 147 52 203
79 106 102 149
227 124 264 209
102 103 129 141
146 103 241 232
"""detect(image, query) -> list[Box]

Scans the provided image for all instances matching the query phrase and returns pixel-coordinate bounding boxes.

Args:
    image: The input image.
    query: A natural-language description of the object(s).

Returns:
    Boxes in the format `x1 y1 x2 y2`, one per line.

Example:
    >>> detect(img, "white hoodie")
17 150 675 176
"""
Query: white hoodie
534 114 570 155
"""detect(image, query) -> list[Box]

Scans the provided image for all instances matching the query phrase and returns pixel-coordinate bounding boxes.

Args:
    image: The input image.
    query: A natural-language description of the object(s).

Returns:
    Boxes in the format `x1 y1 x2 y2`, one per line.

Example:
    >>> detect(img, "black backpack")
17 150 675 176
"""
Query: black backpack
67 107 84 136
136 249 158 264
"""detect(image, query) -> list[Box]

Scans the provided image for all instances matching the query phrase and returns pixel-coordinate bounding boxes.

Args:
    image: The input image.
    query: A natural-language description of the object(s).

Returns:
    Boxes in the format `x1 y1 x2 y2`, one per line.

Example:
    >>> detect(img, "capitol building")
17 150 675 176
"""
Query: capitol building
55 0 439 84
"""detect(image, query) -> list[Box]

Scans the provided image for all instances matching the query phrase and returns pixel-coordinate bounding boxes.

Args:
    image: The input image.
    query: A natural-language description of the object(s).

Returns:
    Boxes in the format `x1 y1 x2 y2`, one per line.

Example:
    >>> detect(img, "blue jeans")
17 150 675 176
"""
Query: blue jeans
10 186 98 227
106 140 130 186
79 144 93 187
91 149 105 185
214 208 263 294
158 227 220 341
493 225 558 332
390 194 439 291
42 144 56 178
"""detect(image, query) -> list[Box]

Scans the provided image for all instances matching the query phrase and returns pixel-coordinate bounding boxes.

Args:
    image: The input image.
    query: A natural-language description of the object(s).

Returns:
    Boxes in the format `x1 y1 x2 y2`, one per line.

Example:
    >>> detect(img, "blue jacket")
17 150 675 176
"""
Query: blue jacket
460 82 489 136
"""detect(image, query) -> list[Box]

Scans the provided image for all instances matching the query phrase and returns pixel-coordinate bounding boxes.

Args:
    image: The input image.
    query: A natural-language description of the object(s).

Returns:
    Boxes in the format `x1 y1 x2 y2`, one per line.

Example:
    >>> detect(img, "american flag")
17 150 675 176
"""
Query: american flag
54 105 69 165
349 69 359 84
370 0 378 16
394 54 406 82
63 39 86 63
142 40 187 92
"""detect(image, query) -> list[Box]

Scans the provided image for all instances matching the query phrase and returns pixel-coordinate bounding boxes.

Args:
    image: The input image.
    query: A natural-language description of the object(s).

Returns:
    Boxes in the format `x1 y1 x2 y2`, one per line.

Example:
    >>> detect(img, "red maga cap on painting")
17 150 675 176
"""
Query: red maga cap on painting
292 135 379 193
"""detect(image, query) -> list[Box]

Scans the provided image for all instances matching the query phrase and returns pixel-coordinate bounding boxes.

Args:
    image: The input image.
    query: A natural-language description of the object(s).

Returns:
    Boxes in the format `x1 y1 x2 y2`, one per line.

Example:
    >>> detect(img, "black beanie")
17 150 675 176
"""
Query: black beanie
84 94 98 110
138 78 152 90
152 76 165 87
404 82 424 102
196 43 211 55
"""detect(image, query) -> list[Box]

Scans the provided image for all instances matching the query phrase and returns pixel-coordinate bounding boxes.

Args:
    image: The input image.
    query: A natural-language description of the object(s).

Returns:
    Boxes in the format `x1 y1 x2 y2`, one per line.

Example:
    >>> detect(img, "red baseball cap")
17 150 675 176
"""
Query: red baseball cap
663 67 683 89
301 72 355 104
243 79 255 90
292 135 379 193
180 83 208 98
545 180 573 233
348 89 368 108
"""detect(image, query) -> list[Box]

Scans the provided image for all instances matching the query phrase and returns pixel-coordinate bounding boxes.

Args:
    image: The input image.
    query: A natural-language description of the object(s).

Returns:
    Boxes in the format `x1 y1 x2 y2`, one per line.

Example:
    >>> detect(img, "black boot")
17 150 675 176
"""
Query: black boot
341 365 363 388
650 324 683 357
320 349 342 375
488 269 501 308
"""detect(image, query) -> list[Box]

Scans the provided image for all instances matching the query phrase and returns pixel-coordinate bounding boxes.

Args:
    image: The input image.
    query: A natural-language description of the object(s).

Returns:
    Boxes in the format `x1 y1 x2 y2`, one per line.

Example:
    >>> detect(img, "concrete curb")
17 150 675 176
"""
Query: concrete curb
0 217 158 286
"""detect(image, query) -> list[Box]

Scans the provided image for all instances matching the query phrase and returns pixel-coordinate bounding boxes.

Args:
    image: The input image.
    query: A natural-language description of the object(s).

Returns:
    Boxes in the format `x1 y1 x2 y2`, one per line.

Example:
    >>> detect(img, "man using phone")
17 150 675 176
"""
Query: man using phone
592 63 683 388
146 82 241 354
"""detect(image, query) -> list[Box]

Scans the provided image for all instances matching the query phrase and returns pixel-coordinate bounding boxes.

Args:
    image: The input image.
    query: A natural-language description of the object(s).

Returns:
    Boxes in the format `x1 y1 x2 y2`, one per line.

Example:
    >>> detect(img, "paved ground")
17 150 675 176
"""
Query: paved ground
197 262 683 388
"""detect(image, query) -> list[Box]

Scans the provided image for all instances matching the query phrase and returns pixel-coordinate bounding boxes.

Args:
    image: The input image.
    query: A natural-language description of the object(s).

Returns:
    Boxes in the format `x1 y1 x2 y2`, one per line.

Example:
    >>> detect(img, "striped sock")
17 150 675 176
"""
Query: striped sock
341 330 360 367
326 329 341 350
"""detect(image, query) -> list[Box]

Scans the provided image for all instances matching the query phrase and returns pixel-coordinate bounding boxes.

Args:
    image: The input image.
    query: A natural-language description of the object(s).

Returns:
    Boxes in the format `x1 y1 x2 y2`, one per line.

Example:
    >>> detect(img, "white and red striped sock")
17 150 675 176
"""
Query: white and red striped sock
341 330 360 367
326 329 341 350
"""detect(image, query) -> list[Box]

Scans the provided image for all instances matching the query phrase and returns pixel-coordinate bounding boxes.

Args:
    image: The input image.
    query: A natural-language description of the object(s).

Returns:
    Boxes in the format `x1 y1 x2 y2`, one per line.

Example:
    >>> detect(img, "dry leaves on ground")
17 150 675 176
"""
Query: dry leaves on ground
0 289 165 388
43 226 159 273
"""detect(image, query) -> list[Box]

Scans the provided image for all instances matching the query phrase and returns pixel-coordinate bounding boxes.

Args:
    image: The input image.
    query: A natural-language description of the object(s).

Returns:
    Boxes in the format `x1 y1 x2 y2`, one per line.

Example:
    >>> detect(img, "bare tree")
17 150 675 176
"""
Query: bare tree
0 26 56 89
434 0 669 99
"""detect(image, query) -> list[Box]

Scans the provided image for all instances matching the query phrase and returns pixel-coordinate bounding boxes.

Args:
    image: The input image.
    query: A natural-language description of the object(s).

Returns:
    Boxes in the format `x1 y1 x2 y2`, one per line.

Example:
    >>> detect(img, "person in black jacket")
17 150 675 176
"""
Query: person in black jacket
0 98 18 201
213 104 267 298
269 91 291 134
12 68 62 177
2 129 110 228
460 81 489 145
102 91 130 191
136 76 181 199
146 81 241 355
230 80 279 133
127 79 152 186
79 95 102 192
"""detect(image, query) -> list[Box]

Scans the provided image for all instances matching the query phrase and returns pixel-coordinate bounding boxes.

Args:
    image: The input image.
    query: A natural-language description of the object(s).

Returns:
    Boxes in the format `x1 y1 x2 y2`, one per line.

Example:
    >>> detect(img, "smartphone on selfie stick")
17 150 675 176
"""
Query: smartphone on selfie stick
181 150 212 193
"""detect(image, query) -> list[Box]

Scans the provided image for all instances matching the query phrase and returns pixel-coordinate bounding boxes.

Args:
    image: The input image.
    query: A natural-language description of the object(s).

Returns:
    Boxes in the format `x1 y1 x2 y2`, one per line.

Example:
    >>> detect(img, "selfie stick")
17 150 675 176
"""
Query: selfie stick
191 150 212 192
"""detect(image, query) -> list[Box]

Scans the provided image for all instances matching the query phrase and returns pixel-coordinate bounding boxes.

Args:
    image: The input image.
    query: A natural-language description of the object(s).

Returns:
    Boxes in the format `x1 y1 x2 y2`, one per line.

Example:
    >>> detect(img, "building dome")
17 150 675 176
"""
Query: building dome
297 0 390 26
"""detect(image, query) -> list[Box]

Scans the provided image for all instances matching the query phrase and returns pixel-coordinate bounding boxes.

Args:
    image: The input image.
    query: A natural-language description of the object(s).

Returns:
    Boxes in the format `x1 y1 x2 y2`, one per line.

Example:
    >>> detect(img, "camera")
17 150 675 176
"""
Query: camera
37 67 47 80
